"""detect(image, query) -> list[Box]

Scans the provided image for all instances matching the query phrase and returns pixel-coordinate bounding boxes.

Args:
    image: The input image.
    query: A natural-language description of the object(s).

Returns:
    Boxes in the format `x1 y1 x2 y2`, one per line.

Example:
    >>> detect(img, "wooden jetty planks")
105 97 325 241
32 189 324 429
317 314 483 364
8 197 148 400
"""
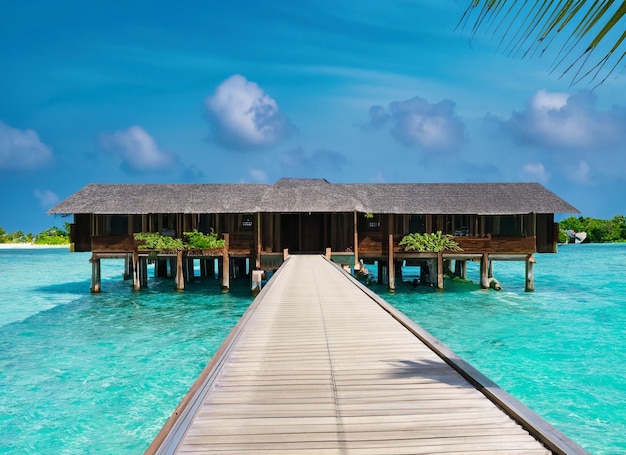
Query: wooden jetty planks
151 254 585 455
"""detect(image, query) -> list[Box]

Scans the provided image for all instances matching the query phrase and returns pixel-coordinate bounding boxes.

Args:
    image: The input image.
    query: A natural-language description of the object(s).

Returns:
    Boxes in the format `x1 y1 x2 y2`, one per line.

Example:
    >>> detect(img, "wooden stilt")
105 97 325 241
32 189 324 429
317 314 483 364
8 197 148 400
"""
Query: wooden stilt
133 252 141 291
187 257 194 282
176 251 185 291
353 211 360 271
283 248 289 260
208 258 215 278
481 253 490 289
525 254 536 292
461 260 467 279
222 234 230 291
256 212 261 270
437 251 444 291
140 257 148 288
90 254 101 293
388 234 395 292
325 247 331 260
123 255 131 280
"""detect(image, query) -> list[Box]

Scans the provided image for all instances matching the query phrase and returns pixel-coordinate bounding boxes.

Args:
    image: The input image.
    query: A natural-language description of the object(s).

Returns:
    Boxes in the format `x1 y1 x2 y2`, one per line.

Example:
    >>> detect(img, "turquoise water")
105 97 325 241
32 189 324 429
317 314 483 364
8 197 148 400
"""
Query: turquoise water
378 243 626 455
0 245 625 454
0 249 252 454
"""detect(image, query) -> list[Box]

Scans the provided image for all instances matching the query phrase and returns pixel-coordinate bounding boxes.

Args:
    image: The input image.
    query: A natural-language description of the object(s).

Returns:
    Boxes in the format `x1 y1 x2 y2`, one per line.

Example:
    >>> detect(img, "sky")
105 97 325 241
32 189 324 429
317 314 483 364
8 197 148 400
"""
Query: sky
1 0 625 234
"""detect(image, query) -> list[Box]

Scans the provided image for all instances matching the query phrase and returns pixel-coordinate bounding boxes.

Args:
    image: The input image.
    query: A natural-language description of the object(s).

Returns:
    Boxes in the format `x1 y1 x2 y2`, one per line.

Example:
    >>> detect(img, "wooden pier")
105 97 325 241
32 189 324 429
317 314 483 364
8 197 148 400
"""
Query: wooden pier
147 255 586 455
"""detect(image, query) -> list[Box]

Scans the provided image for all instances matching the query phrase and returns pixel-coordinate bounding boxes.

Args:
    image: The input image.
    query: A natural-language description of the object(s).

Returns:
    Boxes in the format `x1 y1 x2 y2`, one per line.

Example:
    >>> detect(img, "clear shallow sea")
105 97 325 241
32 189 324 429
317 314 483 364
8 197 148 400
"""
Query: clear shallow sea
0 244 625 454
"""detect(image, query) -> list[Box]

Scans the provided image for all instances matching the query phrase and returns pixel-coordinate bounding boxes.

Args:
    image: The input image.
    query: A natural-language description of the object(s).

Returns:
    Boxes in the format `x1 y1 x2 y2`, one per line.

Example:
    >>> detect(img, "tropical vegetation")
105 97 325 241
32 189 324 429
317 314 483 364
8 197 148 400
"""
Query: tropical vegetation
133 232 185 251
460 1 625 85
0 224 70 245
400 231 462 252
133 230 225 251
559 215 626 243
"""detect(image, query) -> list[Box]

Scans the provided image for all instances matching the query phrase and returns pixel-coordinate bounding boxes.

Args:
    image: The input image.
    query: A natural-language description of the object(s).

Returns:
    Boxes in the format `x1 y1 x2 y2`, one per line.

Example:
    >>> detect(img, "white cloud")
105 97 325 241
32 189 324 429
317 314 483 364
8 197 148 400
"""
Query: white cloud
571 160 591 184
0 121 53 170
33 189 60 208
249 168 268 183
521 162 549 184
531 89 568 110
280 147 349 174
205 74 294 151
500 90 626 150
97 125 178 173
364 96 465 153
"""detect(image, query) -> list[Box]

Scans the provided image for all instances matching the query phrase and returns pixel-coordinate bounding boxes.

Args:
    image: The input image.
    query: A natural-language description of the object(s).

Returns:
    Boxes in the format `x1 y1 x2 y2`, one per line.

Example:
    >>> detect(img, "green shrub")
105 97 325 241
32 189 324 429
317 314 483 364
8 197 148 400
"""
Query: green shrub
183 230 225 250
399 231 462 252
134 232 184 251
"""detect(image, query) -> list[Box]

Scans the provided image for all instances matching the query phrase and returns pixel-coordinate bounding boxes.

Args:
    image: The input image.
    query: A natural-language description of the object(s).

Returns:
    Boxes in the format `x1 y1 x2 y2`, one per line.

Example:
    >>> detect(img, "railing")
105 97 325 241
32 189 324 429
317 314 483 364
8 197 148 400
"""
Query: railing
358 235 537 255
91 235 137 253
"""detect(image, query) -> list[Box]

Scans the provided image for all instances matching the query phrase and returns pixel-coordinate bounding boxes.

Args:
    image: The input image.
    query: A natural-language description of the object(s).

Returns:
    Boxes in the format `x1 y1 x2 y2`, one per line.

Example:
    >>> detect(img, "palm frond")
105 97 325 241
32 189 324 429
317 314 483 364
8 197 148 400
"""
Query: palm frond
459 0 626 86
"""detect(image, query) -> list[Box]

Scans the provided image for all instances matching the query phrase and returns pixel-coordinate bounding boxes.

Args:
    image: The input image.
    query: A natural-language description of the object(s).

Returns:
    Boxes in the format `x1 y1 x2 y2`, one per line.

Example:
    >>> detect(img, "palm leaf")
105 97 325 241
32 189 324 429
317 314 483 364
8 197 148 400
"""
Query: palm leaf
459 0 626 85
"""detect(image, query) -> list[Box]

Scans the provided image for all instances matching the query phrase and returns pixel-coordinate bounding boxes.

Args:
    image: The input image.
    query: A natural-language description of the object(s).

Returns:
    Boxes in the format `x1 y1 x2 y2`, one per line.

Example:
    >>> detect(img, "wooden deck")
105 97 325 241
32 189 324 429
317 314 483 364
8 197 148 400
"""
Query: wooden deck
148 255 587 455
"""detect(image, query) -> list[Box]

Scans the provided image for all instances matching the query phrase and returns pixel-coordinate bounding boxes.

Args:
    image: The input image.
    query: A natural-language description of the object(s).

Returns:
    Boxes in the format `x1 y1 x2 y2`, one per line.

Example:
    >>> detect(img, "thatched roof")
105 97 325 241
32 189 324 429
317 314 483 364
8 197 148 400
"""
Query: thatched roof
48 179 579 215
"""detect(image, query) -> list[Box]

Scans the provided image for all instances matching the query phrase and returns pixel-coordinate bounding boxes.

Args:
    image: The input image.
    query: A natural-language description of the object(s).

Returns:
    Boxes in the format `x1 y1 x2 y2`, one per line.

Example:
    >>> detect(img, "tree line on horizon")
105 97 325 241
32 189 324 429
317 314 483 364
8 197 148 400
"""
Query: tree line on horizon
559 215 626 243
0 223 70 245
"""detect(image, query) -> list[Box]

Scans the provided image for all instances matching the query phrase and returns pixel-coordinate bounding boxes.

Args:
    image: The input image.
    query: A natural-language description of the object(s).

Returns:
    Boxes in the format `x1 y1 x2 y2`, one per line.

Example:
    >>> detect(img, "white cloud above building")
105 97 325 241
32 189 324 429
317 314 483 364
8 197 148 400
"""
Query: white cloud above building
364 96 466 153
33 189 60 208
498 90 626 150
0 121 53 170
97 125 178 174
205 75 294 151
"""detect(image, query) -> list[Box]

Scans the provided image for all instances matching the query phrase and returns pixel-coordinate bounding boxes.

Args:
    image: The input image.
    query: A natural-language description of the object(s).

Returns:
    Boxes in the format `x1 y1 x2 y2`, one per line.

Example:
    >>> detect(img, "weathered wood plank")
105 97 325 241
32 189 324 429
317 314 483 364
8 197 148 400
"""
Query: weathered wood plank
149 255 586 455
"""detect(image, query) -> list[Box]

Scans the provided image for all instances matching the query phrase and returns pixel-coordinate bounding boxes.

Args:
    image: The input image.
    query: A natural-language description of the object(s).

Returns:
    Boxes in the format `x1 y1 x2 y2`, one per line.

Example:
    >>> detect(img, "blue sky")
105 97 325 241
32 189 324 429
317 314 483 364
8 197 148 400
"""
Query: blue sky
1 0 625 233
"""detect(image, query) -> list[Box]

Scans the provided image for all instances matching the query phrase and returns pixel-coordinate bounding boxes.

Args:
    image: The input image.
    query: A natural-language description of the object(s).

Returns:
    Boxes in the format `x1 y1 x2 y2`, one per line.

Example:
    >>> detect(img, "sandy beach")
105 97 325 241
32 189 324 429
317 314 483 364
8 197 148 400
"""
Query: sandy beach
0 243 70 249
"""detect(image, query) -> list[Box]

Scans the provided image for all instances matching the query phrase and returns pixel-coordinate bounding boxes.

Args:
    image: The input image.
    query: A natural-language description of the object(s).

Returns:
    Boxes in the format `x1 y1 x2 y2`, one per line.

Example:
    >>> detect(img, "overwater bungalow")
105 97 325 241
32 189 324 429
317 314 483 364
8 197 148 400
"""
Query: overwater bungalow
48 178 578 292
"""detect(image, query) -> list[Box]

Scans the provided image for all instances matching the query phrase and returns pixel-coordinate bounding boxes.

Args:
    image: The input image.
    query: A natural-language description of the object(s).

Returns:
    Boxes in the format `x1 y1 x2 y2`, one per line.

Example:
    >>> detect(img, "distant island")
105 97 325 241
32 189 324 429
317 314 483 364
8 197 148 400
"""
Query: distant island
558 216 626 243
0 224 70 246
1 216 625 246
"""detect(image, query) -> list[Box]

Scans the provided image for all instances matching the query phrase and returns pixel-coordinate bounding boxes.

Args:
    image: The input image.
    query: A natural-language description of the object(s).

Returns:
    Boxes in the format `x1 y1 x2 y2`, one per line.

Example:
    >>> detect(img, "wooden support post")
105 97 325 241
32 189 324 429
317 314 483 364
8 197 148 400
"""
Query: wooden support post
353 211 360 271
123 255 131 280
325 247 331 260
481 253 490 289
437 251 444 291
133 252 140 291
208 258 216 278
90 254 101 293
526 254 536 292
256 212 261 270
186 257 194 282
283 248 289 260
140 257 148 288
222 234 230 291
175 251 185 291
461 260 467 279
154 258 160 277
453 260 462 278
388 234 395 292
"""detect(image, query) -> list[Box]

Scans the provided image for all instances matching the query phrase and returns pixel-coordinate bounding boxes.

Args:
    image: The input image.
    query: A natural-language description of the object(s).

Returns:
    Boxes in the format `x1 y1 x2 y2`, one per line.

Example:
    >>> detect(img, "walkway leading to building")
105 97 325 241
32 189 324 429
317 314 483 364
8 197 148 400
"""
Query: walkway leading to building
148 255 586 455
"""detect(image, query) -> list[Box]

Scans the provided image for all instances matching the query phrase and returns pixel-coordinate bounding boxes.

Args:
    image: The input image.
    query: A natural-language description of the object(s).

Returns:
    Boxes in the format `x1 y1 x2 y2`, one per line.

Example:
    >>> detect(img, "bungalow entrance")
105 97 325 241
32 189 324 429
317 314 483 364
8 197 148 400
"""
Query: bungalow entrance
280 213 327 253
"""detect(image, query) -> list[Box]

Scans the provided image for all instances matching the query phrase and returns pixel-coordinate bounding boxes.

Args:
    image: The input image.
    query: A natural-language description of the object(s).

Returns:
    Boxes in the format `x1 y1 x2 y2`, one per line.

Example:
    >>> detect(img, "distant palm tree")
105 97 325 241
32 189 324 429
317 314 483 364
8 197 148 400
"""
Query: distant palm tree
459 0 625 86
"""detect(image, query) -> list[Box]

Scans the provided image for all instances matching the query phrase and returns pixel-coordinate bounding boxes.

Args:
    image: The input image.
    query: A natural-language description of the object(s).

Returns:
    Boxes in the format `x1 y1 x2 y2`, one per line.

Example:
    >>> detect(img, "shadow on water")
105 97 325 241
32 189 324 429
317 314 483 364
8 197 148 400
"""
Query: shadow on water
35 279 93 294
